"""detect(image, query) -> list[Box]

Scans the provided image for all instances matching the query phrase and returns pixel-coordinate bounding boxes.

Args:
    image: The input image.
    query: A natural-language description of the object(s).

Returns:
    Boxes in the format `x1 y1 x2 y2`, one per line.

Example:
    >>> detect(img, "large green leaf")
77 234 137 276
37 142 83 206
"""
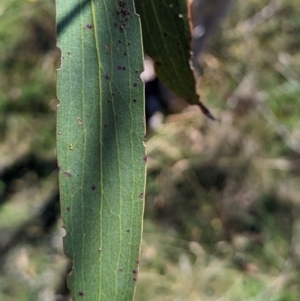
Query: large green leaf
135 0 213 119
56 1 146 300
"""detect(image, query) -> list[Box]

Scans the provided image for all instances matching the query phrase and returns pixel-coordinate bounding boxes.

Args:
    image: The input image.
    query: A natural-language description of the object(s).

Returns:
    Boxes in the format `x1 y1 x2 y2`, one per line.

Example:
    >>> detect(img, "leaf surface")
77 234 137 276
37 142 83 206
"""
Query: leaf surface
135 0 213 119
56 1 146 300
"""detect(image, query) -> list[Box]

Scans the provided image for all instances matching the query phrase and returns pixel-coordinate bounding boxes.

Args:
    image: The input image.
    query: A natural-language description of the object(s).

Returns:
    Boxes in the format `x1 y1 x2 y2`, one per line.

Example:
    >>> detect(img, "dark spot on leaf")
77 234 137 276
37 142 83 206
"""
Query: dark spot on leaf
86 24 93 29
67 52 70 55
117 66 122 70
119 267 124 272
133 278 137 282
132 270 137 274
67 207 70 211
135 70 139 73
128 42 131 45
91 185 96 190
139 192 144 198
133 82 137 87
64 171 72 177
105 74 110 80
133 98 137 102
136 260 140 265
143 155 147 163
114 22 117 27
126 229 130 233
119 1 126 8
112 93 115 96
119 40 122 43
163 32 167 36
79 291 84 296
124 52 127 56
122 66 126 71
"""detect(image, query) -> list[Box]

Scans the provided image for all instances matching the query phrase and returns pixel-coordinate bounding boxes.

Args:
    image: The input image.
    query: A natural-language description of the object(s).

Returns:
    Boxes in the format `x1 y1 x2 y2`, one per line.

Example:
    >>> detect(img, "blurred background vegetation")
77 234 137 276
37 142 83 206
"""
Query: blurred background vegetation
1 0 300 300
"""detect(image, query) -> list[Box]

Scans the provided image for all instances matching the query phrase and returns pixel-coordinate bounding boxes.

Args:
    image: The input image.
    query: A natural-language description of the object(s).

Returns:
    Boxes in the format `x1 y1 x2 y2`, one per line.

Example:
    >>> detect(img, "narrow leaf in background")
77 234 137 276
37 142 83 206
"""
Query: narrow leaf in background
135 0 214 119
56 1 146 300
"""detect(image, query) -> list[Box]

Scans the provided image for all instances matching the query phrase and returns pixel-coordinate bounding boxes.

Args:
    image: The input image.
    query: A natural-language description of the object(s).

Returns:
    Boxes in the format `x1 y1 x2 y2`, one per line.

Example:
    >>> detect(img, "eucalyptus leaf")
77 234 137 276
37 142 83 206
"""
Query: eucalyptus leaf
56 1 146 300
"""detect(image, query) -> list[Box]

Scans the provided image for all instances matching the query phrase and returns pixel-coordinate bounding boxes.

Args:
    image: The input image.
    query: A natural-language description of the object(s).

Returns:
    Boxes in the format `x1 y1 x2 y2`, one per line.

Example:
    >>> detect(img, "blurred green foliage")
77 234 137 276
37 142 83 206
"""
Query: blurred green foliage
1 0 300 300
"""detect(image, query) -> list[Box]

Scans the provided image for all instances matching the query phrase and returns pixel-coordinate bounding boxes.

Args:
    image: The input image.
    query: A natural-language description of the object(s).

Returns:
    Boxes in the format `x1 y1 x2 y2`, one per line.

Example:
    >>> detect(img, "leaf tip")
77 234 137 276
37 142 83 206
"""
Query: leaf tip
198 103 215 121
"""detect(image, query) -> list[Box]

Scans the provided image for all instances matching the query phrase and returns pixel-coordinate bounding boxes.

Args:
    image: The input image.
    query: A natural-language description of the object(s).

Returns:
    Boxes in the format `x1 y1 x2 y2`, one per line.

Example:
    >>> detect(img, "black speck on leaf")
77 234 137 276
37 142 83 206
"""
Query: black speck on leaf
91 185 96 190
79 291 84 296
67 207 70 211
86 24 93 29
119 1 126 8
64 171 72 177
133 82 137 87
143 155 147 163
122 66 126 71
105 74 110 80
133 98 137 102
